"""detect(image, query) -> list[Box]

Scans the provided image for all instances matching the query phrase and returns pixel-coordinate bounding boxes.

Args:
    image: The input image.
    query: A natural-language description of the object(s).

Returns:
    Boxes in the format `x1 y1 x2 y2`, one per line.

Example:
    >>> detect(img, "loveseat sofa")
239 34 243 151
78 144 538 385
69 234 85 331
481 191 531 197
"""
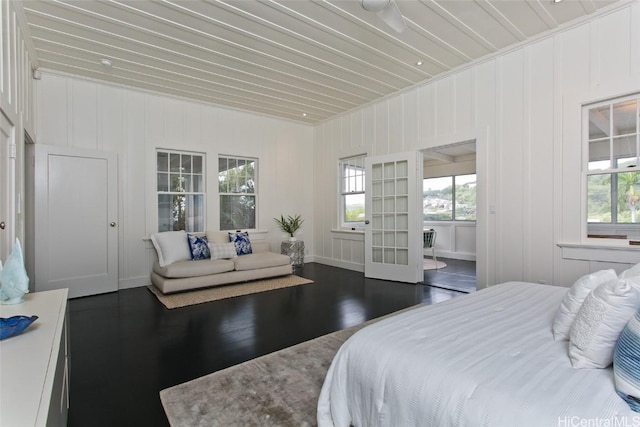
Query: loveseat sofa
149 230 292 294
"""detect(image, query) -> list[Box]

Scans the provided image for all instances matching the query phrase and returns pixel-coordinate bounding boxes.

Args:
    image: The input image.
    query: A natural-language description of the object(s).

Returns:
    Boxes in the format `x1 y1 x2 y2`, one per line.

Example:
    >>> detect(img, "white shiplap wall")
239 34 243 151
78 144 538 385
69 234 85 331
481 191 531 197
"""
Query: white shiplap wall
0 1 37 268
34 74 314 289
313 2 640 289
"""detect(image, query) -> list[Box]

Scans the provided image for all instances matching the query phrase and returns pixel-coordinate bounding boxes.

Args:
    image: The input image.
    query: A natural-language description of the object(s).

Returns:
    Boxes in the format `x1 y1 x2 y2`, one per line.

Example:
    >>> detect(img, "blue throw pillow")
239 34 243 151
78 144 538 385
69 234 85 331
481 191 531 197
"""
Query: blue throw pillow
228 231 252 256
614 310 640 412
187 234 211 260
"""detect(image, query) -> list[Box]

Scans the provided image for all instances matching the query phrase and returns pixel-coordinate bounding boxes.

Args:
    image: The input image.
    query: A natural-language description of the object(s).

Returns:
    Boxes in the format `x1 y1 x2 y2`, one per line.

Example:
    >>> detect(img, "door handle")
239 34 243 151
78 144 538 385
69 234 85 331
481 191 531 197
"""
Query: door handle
364 220 370 225
110 222 117 227
0 221 4 230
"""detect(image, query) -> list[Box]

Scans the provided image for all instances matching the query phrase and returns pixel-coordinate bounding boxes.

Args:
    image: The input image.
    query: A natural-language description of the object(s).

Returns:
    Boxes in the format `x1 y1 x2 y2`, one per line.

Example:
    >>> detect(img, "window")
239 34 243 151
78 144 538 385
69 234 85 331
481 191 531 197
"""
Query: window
586 94 640 239
340 155 366 227
157 150 205 232
423 174 476 221
218 156 257 230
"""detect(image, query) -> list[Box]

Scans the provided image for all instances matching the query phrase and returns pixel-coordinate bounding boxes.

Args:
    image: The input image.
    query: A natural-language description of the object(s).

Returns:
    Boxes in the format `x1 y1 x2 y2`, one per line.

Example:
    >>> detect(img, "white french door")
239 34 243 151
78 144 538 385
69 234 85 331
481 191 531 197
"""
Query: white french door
34 145 118 298
364 151 424 283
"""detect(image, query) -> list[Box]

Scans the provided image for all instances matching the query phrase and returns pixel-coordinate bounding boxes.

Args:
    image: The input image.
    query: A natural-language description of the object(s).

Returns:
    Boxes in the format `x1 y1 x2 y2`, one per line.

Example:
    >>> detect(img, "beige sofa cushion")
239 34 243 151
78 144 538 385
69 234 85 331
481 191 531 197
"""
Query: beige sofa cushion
153 258 234 278
233 251 291 271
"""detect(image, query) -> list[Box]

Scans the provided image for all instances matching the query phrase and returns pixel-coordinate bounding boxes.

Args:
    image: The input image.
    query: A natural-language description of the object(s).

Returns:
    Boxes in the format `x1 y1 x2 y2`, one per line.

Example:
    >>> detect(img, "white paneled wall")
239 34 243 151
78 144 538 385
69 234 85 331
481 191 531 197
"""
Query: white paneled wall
35 74 314 289
0 1 37 264
314 2 640 289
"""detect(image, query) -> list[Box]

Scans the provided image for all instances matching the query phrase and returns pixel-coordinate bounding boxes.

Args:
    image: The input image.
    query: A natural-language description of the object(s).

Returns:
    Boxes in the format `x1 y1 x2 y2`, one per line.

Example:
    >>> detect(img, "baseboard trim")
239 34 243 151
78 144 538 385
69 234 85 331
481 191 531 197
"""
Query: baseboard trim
119 276 150 290
312 257 364 273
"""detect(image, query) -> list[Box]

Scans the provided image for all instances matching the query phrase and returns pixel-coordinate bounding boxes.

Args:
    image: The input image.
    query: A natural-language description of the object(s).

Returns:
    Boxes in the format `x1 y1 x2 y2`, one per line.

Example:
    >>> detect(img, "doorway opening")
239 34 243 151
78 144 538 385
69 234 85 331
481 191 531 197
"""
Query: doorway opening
421 140 477 293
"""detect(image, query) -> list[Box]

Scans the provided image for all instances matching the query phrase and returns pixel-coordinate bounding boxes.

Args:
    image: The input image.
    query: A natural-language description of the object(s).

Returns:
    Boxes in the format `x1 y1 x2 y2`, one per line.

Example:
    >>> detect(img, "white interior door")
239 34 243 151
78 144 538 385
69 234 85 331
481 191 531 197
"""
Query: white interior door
365 151 424 283
0 111 15 261
34 145 118 298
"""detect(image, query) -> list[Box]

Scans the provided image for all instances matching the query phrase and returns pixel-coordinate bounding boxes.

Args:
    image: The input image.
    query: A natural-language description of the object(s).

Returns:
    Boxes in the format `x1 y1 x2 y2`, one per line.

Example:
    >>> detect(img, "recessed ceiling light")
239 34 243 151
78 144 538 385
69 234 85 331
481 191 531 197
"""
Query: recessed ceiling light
416 60 423 66
552 0 562 3
99 58 112 67
302 113 307 117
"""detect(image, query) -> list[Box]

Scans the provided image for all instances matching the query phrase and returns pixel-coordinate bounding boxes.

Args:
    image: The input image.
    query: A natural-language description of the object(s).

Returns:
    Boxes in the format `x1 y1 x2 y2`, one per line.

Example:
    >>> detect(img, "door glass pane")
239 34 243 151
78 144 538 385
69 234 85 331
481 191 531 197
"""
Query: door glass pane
383 162 395 178
372 164 383 180
383 248 395 264
396 160 408 177
383 231 395 246
396 249 408 265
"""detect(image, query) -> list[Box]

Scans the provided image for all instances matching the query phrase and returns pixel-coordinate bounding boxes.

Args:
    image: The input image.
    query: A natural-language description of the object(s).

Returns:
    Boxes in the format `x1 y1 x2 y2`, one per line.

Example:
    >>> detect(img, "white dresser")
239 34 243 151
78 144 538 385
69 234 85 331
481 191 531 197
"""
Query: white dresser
0 289 69 427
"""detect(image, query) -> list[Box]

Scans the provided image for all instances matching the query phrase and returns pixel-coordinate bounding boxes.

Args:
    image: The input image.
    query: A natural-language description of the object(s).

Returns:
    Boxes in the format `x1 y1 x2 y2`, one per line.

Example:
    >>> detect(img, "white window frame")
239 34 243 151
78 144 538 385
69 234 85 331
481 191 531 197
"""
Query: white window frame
218 155 258 231
584 93 640 241
156 149 206 233
339 155 366 229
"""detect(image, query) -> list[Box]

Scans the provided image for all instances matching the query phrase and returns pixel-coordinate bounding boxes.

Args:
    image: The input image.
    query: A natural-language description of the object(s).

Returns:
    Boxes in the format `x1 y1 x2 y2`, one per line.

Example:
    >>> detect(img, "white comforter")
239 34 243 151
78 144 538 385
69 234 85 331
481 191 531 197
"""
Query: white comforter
317 282 638 427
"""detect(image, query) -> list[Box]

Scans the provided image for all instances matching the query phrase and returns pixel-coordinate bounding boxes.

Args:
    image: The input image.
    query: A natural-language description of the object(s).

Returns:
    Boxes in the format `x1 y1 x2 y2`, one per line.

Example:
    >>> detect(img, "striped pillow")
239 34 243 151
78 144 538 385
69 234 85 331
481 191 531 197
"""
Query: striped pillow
614 310 640 412
208 242 237 260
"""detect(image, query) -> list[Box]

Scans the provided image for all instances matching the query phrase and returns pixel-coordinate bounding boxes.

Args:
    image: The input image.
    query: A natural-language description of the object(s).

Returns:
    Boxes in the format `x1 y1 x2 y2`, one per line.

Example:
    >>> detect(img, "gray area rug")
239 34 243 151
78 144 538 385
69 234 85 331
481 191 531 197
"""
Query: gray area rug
160 306 420 426
147 275 314 309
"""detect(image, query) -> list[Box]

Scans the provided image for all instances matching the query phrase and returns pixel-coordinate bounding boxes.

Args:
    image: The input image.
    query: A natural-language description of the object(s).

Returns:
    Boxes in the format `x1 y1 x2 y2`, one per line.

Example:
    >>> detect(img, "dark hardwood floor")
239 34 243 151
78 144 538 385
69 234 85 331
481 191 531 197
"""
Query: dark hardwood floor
68 259 475 427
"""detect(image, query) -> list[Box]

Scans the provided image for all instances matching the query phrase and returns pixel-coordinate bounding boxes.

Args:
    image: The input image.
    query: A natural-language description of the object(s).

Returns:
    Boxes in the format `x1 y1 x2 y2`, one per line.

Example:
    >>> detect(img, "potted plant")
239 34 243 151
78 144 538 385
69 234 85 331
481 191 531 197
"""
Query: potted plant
274 214 303 241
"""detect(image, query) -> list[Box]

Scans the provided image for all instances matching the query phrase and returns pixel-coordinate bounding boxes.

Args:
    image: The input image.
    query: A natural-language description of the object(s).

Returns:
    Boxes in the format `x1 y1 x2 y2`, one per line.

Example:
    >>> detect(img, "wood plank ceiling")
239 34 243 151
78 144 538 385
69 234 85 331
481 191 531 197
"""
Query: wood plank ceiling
18 0 623 124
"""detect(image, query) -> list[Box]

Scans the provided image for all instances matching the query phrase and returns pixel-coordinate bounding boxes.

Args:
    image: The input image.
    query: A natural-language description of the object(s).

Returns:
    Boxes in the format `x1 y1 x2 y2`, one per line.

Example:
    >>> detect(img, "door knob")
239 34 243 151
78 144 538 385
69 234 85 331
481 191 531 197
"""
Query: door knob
0 221 4 230
110 222 117 227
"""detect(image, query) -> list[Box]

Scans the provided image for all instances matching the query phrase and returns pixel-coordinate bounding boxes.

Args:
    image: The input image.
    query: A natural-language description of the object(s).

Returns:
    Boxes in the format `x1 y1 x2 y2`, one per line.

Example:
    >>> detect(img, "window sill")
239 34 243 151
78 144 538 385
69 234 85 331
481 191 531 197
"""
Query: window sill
557 241 640 264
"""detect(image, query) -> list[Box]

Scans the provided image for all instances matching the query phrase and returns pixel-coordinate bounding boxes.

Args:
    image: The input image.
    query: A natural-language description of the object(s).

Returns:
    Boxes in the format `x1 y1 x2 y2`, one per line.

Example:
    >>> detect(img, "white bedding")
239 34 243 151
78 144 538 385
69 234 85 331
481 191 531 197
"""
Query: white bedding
317 282 638 427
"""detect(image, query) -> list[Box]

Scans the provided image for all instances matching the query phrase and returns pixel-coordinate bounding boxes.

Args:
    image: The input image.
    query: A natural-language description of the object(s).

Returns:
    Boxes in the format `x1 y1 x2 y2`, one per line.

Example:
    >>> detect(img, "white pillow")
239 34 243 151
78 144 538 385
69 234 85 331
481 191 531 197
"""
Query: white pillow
150 231 191 267
552 269 618 341
569 278 640 368
206 230 231 244
620 263 640 280
208 242 237 260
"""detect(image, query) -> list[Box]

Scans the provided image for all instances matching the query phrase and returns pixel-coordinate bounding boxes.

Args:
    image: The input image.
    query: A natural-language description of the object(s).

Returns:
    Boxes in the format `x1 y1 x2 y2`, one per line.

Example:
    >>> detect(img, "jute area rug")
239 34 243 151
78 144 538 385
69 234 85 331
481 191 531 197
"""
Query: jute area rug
160 305 419 427
424 258 447 270
147 275 314 309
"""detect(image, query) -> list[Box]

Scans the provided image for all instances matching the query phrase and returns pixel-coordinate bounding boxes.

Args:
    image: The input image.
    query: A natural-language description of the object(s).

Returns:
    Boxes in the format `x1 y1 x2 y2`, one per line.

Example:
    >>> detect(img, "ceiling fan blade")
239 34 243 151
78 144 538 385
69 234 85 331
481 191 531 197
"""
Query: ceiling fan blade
375 0 407 33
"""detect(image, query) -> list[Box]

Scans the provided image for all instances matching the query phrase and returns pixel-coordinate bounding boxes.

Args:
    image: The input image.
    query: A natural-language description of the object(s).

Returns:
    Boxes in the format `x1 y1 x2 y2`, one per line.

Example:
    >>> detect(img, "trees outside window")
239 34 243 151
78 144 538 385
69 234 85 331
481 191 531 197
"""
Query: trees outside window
219 156 257 230
157 150 205 232
586 94 640 238
340 155 366 227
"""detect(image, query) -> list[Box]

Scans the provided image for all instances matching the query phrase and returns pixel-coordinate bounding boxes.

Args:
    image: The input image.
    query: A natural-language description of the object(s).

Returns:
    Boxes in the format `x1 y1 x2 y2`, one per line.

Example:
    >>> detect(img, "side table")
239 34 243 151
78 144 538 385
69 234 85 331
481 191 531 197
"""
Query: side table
281 240 305 271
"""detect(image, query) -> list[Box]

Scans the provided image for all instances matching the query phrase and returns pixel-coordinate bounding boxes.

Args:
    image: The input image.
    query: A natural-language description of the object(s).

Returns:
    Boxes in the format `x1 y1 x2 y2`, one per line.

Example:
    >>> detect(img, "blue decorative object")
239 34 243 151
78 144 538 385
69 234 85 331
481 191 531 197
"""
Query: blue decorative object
0 238 29 305
614 310 640 412
0 315 38 340
228 231 252 255
187 234 211 260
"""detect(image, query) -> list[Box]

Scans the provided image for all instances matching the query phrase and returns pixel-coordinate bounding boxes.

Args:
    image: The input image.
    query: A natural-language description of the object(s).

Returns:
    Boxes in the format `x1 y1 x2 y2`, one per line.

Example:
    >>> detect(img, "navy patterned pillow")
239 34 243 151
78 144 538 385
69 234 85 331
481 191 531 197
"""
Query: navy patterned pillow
228 231 252 255
187 234 211 260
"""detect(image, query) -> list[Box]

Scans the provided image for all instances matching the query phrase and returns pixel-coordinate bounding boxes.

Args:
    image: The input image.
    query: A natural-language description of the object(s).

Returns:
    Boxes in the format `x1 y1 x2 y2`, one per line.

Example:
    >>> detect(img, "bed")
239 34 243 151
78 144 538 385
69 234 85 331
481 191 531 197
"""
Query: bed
317 281 637 427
